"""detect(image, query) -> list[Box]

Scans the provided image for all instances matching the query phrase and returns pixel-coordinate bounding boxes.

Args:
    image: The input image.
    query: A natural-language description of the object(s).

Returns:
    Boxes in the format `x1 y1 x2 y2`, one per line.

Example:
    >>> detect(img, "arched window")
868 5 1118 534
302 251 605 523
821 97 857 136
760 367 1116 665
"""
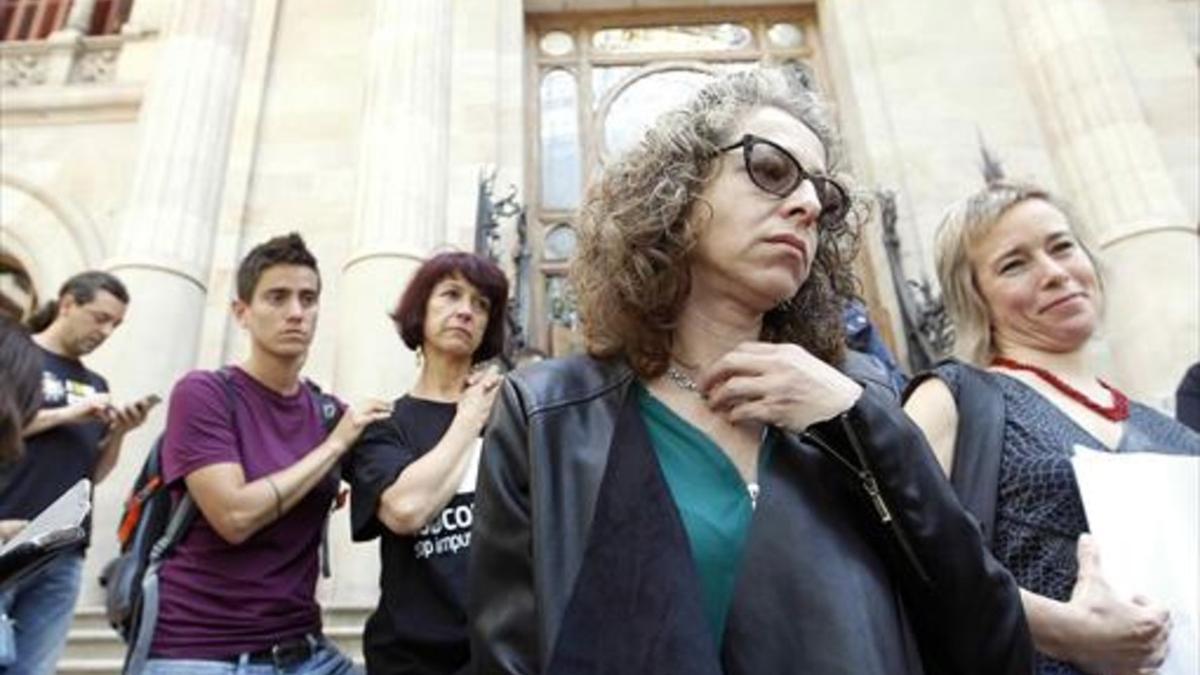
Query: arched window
528 10 828 355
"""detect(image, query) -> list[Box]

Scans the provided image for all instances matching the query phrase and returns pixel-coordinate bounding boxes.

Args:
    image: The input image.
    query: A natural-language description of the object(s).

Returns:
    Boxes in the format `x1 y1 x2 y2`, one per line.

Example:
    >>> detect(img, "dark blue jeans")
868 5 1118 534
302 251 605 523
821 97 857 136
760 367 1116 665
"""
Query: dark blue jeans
144 637 360 675
0 551 84 675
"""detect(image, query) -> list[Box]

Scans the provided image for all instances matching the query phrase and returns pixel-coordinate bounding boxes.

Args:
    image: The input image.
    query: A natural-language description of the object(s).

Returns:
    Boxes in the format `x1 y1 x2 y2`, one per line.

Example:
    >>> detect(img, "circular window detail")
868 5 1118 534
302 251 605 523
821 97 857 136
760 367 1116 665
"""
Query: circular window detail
767 23 805 49
540 31 575 56
543 224 578 262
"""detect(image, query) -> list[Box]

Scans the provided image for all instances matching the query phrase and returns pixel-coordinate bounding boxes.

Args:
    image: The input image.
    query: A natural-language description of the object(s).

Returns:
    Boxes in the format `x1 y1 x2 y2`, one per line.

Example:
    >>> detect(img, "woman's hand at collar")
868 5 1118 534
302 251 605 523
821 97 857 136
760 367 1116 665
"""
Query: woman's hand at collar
697 342 863 433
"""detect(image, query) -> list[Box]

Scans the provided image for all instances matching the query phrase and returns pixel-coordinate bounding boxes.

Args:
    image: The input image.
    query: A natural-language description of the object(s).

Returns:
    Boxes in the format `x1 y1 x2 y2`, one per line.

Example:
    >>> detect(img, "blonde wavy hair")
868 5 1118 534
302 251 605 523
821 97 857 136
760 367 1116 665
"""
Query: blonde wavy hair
570 67 863 379
935 181 1102 366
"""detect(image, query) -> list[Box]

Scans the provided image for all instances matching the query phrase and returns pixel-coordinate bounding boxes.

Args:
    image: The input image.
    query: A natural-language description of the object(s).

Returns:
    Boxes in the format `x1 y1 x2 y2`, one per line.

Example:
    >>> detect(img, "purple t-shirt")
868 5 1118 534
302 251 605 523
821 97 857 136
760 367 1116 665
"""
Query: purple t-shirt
150 367 338 658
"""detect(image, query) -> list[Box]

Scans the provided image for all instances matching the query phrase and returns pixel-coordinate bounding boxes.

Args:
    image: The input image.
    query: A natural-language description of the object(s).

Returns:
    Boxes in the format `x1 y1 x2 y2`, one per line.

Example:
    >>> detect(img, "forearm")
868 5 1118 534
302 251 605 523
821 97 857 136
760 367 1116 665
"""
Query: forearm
198 438 345 544
378 421 478 534
23 408 68 437
1022 588 1076 661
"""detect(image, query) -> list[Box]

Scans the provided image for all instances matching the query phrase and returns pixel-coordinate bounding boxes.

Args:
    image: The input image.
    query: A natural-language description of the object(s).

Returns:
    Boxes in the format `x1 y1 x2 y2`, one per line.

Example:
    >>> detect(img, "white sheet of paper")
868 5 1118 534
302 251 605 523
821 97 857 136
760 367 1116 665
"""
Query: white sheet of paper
0 478 91 556
456 438 482 495
1072 446 1199 675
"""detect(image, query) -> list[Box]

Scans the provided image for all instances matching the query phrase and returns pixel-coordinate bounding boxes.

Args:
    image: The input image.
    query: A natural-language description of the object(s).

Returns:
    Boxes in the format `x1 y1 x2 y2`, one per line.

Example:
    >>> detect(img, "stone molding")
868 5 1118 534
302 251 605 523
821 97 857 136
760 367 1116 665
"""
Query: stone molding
0 172 105 266
1 34 133 88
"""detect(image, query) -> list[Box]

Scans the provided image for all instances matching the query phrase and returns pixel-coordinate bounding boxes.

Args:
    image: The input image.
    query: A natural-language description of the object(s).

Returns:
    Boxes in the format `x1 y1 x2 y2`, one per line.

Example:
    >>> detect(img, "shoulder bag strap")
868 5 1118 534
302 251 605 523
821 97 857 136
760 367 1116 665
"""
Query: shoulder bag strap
943 361 1006 546
302 379 340 579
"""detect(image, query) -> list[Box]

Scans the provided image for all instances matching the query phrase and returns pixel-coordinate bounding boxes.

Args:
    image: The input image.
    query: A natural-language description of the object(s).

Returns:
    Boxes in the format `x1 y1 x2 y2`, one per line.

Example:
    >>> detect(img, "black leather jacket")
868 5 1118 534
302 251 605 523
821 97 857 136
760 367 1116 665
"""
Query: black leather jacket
469 355 1031 675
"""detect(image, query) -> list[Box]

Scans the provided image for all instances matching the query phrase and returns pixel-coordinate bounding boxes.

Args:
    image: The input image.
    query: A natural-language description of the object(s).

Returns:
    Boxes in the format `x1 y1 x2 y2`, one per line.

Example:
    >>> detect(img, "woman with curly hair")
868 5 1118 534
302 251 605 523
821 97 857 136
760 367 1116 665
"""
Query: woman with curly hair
468 68 1031 675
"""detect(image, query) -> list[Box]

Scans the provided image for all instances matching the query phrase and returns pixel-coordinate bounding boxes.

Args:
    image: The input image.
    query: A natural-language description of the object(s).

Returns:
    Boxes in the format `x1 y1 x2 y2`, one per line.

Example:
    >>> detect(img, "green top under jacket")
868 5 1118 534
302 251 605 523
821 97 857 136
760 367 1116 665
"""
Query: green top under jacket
636 384 774 646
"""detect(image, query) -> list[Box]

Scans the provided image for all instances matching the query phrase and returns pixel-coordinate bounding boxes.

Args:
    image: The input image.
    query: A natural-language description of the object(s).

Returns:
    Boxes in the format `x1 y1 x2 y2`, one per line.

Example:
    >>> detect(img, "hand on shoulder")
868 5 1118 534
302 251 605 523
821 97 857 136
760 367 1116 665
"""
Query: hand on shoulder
328 399 394 454
456 366 504 434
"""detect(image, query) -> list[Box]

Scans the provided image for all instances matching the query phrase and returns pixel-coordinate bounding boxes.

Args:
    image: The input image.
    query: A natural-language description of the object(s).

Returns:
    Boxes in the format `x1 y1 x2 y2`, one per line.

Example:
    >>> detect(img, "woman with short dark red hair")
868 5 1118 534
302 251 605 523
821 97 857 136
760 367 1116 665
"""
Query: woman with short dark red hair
344 251 508 675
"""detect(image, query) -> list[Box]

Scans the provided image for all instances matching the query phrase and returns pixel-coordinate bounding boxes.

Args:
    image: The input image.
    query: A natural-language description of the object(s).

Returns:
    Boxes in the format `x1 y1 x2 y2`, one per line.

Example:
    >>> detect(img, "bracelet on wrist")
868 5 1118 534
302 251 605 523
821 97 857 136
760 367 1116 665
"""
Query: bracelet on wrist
265 476 284 520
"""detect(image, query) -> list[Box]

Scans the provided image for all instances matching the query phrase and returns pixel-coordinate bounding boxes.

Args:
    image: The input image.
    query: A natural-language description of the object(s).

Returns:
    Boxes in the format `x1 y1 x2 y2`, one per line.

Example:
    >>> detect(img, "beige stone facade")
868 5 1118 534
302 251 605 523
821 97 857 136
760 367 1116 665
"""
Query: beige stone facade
1 0 1196 612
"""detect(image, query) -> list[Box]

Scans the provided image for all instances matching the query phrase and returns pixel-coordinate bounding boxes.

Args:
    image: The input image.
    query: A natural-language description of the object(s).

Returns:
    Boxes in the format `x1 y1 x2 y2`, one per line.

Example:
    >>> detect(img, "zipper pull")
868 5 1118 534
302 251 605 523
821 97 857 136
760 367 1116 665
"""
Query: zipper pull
747 482 760 510
860 472 892 524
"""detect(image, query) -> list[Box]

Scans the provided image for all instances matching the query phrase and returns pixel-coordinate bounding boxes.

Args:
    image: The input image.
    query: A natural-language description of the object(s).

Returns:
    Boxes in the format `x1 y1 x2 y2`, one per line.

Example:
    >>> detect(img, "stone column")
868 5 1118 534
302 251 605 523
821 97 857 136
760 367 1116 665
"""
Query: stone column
1005 0 1199 405
83 0 253 603
335 0 454 404
445 0 524 246
117 0 179 84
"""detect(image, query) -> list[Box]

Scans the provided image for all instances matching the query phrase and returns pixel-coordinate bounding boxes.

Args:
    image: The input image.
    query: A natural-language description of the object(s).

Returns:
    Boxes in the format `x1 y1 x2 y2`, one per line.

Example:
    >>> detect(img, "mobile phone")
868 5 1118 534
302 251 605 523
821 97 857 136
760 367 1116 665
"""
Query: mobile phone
137 394 162 410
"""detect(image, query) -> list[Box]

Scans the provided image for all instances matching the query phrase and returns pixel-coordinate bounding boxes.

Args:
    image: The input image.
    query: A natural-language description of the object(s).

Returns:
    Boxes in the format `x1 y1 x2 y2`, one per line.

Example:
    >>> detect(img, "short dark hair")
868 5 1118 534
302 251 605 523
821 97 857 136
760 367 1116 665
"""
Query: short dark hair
0 315 43 463
391 252 509 363
236 233 320 302
27 270 130 333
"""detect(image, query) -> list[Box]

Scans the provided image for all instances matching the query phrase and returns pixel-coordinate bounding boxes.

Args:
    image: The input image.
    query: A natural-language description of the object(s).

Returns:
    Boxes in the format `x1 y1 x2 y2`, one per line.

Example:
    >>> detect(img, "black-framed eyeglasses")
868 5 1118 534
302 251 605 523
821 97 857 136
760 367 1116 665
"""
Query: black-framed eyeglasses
719 133 850 227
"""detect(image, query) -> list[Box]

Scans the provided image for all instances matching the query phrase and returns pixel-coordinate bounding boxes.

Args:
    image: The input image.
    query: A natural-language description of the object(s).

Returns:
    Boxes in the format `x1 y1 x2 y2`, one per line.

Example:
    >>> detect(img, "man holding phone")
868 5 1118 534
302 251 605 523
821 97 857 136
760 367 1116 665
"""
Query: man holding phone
0 271 153 675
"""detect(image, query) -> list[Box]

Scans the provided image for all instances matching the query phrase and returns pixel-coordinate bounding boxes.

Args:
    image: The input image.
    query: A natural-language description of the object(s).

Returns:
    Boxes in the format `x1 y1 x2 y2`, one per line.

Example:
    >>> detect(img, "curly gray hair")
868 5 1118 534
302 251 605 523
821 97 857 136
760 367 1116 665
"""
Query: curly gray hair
570 66 864 378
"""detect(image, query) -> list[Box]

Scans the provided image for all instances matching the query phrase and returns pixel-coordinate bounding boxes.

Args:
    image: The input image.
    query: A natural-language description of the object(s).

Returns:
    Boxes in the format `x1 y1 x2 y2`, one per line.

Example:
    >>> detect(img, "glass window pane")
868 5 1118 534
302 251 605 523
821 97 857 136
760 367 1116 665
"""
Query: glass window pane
543 224 577 261
592 24 753 54
540 70 582 210
540 30 575 56
603 70 713 158
767 23 805 49
545 275 578 328
592 66 636 108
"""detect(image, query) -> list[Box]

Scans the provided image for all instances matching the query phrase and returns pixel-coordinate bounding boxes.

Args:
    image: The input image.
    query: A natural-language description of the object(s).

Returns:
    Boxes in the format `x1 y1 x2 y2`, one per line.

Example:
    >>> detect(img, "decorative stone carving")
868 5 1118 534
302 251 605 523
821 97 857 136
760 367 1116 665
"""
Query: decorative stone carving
0 51 49 88
68 44 120 84
0 34 126 88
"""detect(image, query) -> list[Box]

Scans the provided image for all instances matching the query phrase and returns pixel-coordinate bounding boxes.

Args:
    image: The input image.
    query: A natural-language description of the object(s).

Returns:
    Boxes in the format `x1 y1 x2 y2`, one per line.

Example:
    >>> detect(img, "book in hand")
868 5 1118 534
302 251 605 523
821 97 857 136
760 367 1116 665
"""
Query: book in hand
0 478 91 588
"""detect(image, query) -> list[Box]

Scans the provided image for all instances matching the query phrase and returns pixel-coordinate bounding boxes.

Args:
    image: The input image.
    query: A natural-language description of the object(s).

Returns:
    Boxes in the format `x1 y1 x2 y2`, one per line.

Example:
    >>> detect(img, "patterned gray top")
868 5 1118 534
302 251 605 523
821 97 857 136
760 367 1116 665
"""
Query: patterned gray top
934 363 1200 675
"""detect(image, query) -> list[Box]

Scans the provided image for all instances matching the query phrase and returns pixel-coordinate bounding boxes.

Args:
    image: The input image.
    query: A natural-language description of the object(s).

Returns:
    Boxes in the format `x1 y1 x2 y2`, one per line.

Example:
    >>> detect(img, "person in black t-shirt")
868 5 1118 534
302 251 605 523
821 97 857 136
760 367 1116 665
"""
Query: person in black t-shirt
0 271 156 675
345 252 508 675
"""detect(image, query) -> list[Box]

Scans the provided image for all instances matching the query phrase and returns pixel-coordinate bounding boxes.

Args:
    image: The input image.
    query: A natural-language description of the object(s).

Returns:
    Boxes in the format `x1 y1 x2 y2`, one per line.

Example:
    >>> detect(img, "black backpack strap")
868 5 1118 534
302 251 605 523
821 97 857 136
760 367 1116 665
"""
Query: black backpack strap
302 378 343 579
216 367 240 433
302 378 343 433
908 359 1006 546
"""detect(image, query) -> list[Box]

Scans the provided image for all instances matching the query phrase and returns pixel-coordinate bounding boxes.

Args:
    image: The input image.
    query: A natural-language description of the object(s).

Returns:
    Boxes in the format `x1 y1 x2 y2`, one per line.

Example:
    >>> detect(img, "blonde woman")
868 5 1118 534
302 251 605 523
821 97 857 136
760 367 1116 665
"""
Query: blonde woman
905 181 1200 674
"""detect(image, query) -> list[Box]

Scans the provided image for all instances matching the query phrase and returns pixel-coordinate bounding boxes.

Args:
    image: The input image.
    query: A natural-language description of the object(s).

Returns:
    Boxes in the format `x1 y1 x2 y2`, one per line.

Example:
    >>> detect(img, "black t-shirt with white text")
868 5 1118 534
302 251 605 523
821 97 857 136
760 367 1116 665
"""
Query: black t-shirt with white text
345 396 478 675
0 346 108 543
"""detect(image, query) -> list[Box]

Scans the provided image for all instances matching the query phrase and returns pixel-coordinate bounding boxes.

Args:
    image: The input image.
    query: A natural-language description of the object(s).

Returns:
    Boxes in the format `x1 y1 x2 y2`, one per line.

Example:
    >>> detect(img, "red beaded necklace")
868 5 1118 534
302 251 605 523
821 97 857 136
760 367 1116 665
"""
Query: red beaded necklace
992 356 1130 422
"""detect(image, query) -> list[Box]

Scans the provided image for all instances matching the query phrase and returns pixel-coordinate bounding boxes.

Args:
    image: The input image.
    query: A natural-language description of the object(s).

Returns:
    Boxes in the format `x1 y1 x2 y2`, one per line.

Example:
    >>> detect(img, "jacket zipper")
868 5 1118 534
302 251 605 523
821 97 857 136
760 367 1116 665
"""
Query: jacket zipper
803 419 932 586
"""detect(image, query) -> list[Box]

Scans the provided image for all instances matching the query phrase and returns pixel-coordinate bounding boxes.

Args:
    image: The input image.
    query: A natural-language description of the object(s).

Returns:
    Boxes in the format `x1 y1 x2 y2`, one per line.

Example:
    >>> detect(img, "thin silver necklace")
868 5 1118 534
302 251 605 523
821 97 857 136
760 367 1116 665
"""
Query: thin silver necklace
665 365 701 394
663 364 762 509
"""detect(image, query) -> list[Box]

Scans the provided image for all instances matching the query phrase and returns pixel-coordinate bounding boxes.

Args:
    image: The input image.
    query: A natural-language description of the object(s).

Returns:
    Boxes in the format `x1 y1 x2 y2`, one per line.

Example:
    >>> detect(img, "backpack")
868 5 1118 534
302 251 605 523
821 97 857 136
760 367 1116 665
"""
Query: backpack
98 368 342 672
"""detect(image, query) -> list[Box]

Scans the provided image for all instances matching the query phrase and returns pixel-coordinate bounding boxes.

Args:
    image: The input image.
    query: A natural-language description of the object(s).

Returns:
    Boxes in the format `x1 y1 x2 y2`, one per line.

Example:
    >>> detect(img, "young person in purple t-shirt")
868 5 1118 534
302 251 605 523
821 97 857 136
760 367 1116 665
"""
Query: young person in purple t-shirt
146 234 391 675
